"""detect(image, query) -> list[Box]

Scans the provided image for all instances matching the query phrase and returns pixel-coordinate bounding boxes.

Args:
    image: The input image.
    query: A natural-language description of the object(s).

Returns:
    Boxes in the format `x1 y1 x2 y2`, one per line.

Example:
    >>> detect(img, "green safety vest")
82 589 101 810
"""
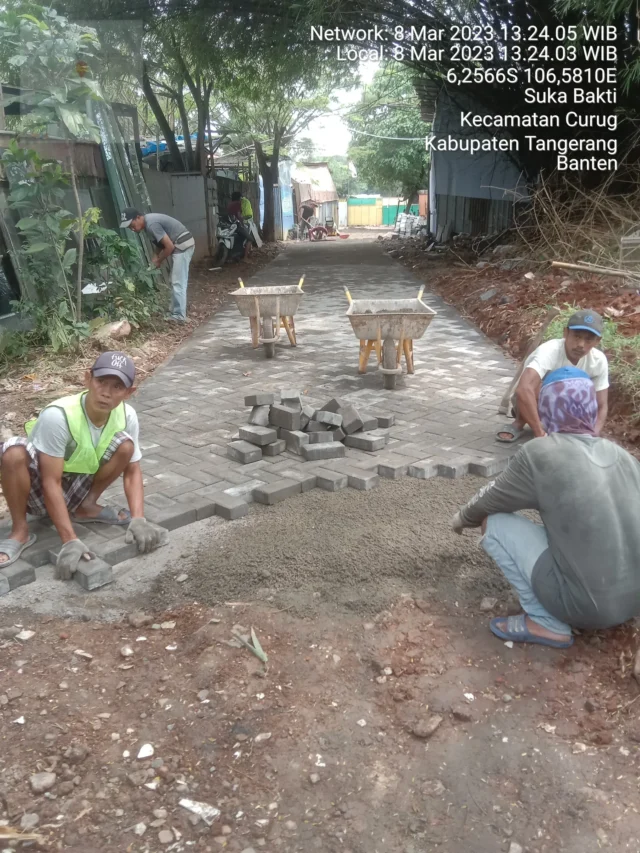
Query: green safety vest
25 391 126 475
240 197 253 218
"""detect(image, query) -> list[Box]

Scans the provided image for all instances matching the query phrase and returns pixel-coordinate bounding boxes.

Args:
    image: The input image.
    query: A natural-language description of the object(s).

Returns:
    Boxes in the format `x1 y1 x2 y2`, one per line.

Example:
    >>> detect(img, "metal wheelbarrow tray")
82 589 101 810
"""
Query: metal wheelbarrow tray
345 287 437 388
231 278 305 358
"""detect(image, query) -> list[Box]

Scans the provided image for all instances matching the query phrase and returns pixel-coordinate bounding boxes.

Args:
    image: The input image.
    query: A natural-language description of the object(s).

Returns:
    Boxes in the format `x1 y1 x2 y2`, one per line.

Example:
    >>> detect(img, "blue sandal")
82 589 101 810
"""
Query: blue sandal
490 614 574 649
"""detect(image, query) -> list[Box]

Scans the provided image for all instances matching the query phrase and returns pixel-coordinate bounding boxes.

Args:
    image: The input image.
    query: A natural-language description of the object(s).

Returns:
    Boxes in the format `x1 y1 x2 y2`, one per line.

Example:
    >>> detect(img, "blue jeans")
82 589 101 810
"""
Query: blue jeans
481 513 571 636
170 246 194 320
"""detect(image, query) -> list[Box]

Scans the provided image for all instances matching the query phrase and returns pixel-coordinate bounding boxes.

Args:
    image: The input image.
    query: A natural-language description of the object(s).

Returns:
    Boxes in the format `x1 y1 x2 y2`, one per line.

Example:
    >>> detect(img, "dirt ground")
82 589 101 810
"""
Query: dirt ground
2 479 640 853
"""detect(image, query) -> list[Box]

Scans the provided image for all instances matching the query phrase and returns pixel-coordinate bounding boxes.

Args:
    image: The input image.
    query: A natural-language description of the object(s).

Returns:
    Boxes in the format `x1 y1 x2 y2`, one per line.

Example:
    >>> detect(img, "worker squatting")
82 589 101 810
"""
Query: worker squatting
425 134 618 170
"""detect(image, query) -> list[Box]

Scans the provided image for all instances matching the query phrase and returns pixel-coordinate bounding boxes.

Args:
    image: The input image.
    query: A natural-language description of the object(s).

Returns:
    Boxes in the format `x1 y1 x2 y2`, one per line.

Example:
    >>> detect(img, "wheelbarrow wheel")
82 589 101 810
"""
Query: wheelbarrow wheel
382 338 397 390
262 316 275 359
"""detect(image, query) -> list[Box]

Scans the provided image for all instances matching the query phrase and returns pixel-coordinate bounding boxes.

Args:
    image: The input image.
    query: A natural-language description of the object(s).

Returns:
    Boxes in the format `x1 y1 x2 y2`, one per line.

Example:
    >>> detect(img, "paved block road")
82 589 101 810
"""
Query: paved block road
101 239 520 522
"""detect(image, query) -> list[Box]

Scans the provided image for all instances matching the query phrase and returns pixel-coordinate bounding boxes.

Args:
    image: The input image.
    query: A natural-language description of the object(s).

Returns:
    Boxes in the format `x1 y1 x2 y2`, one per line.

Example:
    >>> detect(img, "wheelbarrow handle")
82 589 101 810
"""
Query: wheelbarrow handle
298 274 305 290
417 285 424 301
238 277 245 288
343 286 353 304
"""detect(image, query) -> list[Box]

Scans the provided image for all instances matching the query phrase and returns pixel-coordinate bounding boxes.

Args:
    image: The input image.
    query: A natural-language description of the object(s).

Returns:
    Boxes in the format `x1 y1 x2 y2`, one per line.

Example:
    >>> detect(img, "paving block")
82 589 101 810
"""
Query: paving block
263 439 286 457
301 442 346 461
224 479 266 503
269 404 302 431
360 413 379 432
0 574 9 596
368 428 391 444
468 457 509 477
93 535 140 566
437 459 471 479
143 505 197 531
337 404 364 435
344 433 386 452
329 426 346 442
376 455 409 479
408 460 438 479
320 397 346 413
306 421 328 433
75 558 114 591
0 559 36 590
375 414 395 428
346 469 380 491
278 469 317 492
227 440 262 464
173 494 218 520
309 432 333 444
279 429 309 455
239 425 278 447
245 393 275 407
280 389 301 408
315 410 343 427
314 468 348 492
252 478 302 506
249 405 271 427
301 404 316 430
213 492 249 520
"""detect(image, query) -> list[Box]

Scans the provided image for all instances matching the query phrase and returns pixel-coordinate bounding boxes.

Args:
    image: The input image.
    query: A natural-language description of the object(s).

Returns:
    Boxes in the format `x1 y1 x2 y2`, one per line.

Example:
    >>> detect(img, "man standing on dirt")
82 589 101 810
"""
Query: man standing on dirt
496 310 609 442
120 207 195 323
454 367 640 649
0 352 168 579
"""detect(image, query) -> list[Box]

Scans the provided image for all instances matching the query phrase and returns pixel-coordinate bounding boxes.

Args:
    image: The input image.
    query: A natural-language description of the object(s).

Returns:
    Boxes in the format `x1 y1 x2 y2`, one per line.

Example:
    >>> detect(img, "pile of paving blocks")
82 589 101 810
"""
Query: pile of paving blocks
226 391 395 464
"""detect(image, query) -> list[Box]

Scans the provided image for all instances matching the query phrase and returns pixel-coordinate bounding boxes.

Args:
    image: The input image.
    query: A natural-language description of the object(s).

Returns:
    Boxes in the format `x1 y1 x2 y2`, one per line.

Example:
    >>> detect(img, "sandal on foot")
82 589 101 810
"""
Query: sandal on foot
0 533 37 567
496 423 525 443
490 614 573 649
72 506 131 526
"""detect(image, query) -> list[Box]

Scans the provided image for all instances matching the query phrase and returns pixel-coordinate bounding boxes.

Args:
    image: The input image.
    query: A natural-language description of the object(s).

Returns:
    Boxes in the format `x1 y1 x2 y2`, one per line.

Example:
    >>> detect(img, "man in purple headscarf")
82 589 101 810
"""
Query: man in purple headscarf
453 367 640 648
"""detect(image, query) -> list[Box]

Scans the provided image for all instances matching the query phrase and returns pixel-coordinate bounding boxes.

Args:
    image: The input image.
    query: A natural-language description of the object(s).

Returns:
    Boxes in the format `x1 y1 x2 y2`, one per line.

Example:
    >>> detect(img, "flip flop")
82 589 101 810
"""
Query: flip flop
490 614 574 649
496 423 525 443
72 506 131 526
0 533 37 568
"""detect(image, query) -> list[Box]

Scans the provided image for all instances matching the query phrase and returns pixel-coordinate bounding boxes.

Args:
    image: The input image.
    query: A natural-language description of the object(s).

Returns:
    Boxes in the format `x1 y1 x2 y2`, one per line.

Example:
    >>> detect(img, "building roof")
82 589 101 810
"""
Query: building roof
291 162 338 201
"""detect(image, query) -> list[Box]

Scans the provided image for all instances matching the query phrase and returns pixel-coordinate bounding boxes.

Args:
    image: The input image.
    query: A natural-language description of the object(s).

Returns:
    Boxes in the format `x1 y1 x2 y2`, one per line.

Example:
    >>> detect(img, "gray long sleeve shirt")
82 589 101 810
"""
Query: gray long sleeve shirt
460 434 640 630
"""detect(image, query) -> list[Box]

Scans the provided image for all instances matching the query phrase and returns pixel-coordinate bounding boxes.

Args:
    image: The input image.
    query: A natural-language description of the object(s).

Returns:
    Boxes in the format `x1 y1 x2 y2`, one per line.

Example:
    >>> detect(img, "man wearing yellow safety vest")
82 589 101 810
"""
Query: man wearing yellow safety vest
0 351 167 579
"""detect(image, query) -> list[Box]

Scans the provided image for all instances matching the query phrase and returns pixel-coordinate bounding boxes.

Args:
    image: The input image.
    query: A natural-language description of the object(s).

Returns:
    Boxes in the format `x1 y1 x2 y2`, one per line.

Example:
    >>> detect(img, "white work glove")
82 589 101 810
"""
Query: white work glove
56 539 95 581
125 517 168 554
451 511 465 536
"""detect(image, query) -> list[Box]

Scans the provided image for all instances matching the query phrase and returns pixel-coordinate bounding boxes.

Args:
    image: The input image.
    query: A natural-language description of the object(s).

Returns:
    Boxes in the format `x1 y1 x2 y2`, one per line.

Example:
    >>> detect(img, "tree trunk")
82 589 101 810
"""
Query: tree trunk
68 143 83 322
254 138 280 243
175 82 194 170
142 62 184 171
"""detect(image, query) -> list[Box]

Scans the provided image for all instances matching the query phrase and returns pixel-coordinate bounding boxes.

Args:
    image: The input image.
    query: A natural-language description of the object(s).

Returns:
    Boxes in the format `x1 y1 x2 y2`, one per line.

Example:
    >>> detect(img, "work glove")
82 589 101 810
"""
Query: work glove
451 511 465 536
56 539 96 581
125 517 168 554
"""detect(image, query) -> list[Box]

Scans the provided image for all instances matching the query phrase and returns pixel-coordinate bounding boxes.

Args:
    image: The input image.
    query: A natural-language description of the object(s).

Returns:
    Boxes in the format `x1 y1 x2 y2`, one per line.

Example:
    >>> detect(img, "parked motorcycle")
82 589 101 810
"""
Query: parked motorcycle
215 216 250 265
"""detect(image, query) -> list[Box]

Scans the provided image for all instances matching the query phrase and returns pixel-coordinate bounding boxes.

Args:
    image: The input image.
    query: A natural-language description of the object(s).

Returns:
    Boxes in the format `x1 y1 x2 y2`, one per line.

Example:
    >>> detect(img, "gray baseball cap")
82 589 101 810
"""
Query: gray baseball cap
567 309 604 337
91 351 136 387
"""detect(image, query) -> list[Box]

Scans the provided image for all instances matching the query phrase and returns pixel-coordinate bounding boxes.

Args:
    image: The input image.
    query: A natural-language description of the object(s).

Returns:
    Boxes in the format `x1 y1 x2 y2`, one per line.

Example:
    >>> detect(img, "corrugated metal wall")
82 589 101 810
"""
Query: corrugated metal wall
434 194 520 235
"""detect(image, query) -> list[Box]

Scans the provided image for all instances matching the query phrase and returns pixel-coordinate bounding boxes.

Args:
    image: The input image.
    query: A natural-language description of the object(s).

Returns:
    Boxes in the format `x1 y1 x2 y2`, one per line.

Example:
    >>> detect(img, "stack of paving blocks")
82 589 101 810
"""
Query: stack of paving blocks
227 392 395 464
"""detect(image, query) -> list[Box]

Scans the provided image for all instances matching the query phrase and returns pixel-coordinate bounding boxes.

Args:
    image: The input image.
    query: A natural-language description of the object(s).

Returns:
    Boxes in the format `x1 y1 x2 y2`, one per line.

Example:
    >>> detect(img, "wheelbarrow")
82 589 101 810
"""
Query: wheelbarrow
345 286 437 389
231 276 305 358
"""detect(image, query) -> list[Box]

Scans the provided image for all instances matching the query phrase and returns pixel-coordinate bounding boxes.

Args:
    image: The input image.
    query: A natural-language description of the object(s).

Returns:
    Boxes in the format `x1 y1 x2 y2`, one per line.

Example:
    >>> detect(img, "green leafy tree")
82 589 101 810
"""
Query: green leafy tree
347 66 430 208
0 4 104 318
325 155 366 198
221 49 356 241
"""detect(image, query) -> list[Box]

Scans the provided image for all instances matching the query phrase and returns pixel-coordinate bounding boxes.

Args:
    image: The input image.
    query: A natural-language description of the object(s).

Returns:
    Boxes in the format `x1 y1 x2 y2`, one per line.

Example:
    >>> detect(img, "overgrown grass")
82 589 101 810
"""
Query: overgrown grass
545 304 640 421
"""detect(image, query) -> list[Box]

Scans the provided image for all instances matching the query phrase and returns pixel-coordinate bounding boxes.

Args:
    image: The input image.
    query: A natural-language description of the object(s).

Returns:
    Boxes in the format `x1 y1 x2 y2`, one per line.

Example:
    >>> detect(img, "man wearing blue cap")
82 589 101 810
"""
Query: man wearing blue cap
454 367 640 648
0 352 167 579
497 309 609 442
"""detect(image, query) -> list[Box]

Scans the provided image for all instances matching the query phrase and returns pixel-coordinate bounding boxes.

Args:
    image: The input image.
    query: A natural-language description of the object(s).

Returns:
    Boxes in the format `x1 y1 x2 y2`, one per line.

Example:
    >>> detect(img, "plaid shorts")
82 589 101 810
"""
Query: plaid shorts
0 432 131 517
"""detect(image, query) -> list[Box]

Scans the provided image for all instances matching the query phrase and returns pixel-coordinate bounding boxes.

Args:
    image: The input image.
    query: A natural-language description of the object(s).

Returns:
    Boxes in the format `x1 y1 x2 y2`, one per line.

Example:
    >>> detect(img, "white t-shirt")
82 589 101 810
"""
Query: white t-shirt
29 396 142 463
523 338 609 392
